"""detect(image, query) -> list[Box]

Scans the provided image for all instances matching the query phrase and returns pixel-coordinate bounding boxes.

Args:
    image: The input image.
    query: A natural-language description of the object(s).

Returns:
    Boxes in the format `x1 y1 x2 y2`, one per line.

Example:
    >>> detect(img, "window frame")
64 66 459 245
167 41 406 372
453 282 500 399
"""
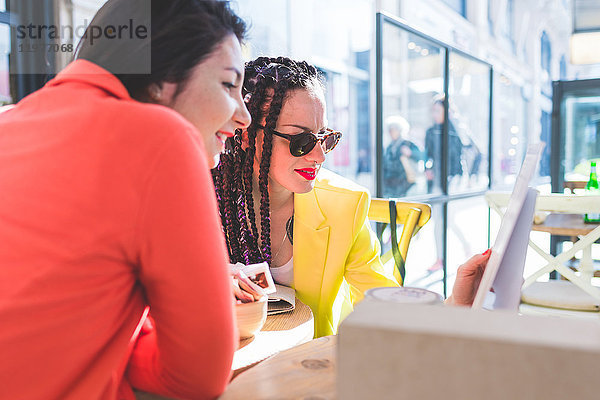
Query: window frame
376 12 493 296
376 12 493 203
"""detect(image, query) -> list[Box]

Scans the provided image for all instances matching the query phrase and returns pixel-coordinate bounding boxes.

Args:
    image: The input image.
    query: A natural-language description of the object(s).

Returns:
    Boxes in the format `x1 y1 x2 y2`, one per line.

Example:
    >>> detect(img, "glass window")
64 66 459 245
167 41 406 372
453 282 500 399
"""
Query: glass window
0 23 10 104
402 202 445 297
0 1 5 12
487 1 494 35
321 70 374 193
381 23 445 197
445 197 489 293
234 0 289 56
492 73 528 189
500 0 514 41
440 0 466 17
237 0 372 70
562 95 600 182
574 0 600 32
540 31 552 96
540 32 551 72
559 55 567 80
447 52 491 194
380 0 400 16
539 110 551 177
378 16 493 298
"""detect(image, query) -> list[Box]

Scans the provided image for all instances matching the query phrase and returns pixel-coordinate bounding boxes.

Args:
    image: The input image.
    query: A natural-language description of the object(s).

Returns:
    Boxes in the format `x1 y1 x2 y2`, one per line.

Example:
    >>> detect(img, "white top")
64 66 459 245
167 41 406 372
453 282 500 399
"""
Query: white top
270 257 294 287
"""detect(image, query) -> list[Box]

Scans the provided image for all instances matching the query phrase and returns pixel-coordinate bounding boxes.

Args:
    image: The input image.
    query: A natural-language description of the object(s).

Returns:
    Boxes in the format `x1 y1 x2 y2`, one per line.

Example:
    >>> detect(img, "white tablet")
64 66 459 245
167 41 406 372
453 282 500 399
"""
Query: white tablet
472 142 544 310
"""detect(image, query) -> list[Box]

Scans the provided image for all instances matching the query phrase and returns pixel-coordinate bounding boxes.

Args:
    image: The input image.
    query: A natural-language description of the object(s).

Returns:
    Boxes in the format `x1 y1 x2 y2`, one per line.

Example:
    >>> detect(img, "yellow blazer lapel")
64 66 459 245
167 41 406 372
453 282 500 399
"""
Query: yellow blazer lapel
293 188 330 309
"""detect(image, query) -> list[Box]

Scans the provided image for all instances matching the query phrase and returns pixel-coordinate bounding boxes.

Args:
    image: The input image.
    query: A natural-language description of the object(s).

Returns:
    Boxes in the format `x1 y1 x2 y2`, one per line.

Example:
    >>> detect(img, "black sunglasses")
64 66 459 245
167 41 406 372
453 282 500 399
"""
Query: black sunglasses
258 126 342 157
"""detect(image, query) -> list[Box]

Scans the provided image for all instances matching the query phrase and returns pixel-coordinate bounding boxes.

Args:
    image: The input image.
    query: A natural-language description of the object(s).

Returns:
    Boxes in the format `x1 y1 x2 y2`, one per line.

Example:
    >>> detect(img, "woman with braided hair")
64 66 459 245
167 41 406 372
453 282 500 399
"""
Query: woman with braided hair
213 56 491 338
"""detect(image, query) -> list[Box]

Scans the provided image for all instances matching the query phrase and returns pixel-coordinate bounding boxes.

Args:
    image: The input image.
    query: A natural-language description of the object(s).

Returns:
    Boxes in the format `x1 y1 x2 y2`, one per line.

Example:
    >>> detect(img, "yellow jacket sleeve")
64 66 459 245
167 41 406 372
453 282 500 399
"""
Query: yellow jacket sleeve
343 191 401 306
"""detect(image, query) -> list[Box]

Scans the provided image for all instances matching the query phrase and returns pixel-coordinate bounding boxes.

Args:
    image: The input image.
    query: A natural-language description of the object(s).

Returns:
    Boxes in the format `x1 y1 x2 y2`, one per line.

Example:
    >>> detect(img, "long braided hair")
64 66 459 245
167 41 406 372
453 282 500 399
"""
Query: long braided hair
213 56 323 266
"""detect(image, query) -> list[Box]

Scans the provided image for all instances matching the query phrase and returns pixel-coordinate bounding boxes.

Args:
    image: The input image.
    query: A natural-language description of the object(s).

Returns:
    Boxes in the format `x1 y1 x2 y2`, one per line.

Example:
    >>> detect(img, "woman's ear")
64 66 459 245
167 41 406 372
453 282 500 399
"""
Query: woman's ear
148 82 177 106
147 83 162 102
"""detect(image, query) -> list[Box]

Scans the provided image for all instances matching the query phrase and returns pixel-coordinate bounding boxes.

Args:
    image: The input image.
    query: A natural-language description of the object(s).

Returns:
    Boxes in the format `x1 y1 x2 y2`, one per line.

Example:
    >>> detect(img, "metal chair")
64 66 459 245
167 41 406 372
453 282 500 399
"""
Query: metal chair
368 198 431 284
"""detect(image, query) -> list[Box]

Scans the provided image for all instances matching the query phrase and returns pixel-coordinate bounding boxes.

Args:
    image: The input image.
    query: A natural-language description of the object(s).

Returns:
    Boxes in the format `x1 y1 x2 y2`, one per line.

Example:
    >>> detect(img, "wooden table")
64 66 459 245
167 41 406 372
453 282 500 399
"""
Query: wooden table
232 298 314 373
222 335 337 399
563 180 587 192
531 213 600 237
135 299 314 400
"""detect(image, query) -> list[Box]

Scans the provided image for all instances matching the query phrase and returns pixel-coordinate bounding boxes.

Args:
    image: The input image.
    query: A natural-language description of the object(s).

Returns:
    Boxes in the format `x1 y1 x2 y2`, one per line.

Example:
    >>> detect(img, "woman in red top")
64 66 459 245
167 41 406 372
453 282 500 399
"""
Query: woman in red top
0 1 249 399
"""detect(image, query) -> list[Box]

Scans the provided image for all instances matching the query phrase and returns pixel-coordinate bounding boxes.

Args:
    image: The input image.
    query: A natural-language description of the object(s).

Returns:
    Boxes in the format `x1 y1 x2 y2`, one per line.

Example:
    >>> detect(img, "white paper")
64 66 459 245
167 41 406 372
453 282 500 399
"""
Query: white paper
472 142 544 310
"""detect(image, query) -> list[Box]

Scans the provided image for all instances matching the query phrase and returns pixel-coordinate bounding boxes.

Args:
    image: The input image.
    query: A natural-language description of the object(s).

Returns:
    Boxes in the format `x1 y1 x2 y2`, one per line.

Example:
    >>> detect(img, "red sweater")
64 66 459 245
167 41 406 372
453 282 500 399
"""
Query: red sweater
0 60 237 399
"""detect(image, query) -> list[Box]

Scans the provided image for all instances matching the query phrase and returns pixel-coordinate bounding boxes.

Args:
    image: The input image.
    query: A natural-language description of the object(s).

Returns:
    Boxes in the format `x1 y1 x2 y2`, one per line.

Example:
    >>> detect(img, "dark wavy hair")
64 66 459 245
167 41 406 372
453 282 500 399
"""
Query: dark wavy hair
75 0 246 102
213 56 323 265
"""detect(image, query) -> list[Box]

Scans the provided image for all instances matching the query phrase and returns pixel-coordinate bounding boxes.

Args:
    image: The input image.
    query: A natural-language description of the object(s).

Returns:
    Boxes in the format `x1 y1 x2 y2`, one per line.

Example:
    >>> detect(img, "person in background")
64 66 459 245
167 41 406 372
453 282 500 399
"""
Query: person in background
424 95 465 273
0 1 250 399
425 95 464 193
213 56 491 338
382 115 423 198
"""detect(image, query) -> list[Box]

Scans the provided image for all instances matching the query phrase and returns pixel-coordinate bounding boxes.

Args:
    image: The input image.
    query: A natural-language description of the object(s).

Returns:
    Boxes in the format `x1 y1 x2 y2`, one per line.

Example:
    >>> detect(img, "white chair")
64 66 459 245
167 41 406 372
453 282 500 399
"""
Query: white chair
486 192 600 310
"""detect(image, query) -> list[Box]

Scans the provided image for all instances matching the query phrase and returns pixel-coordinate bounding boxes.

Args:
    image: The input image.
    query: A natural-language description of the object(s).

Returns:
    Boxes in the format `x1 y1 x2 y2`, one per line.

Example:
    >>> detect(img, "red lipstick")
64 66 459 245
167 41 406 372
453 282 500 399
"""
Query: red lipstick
295 168 317 180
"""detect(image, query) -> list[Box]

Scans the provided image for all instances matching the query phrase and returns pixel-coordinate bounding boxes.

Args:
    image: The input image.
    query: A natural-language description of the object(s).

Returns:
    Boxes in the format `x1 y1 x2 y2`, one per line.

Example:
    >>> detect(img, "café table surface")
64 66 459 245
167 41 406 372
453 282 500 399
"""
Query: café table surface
135 298 314 400
563 179 588 193
531 213 599 237
221 335 337 400
232 297 314 373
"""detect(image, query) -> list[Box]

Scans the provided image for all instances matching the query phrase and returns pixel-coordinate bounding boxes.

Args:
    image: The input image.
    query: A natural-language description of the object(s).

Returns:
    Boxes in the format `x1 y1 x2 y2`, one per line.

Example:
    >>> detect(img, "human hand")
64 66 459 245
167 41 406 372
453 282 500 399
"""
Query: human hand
231 270 266 304
445 249 491 306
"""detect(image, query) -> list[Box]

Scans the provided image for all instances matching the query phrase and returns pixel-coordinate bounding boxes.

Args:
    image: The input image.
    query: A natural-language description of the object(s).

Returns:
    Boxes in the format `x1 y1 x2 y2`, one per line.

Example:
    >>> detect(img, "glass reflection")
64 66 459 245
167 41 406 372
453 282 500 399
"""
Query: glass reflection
424 95 464 194
382 24 444 197
562 95 600 182
445 197 488 292
447 52 491 194
322 70 374 193
403 202 445 297
492 72 528 189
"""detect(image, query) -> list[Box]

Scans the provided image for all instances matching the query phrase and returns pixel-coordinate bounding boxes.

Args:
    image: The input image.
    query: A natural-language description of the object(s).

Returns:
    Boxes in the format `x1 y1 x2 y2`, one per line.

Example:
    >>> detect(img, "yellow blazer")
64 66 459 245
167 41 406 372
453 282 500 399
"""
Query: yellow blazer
293 169 400 337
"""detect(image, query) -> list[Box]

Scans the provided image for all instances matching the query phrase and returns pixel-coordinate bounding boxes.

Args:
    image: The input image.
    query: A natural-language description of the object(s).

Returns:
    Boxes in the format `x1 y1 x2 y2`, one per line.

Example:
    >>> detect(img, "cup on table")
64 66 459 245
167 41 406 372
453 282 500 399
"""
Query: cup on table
235 296 268 338
365 287 444 305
